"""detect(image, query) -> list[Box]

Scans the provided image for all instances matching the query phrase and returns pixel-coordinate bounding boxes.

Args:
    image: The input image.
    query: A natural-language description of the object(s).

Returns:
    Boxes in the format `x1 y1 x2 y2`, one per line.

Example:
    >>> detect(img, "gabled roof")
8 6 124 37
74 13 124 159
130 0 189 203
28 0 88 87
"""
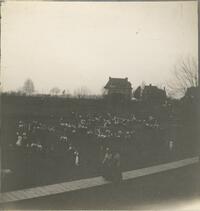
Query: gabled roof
143 84 158 92
104 77 132 89
142 84 166 97
185 86 199 97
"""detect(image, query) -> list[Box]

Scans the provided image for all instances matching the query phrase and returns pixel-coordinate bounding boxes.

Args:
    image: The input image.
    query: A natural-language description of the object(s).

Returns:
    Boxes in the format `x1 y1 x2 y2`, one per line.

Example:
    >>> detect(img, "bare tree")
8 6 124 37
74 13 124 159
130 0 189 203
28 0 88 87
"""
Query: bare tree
22 78 35 95
133 86 142 99
135 81 146 98
50 87 61 95
141 81 146 91
73 86 90 98
65 89 72 98
167 57 198 98
101 86 107 97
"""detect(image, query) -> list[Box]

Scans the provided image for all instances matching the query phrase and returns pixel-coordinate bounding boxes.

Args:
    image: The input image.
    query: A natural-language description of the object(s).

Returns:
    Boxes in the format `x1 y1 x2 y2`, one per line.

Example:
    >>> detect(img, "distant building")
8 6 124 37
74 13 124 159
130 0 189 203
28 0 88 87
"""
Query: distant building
104 77 132 100
184 87 199 99
142 84 166 103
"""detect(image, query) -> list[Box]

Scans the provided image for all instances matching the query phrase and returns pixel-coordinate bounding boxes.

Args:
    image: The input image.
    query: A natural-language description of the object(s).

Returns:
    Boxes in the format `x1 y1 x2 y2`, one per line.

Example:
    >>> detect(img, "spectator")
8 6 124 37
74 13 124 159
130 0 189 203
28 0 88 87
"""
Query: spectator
169 139 174 152
16 135 23 147
111 151 122 183
102 148 113 180
75 151 80 166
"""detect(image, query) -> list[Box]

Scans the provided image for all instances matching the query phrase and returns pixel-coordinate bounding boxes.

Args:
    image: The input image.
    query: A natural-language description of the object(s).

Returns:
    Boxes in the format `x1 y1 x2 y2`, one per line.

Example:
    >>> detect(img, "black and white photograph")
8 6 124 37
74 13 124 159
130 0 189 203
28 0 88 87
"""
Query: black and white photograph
0 0 199 210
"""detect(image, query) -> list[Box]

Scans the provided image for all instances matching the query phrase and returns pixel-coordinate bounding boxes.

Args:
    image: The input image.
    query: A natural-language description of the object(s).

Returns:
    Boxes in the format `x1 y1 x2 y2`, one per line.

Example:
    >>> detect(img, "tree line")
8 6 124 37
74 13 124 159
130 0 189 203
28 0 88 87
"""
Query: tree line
3 57 198 100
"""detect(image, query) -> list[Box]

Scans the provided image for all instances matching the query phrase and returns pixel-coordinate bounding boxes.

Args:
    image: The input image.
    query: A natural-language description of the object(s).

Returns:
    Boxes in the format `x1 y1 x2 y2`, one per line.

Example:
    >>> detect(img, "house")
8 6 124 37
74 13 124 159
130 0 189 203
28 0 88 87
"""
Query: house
104 77 132 100
142 84 166 103
184 86 199 100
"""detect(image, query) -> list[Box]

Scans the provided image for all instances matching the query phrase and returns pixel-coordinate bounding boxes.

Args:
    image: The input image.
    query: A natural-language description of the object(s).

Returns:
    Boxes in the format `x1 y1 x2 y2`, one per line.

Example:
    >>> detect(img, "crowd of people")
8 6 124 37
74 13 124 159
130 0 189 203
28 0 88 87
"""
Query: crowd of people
3 111 178 191
12 111 168 156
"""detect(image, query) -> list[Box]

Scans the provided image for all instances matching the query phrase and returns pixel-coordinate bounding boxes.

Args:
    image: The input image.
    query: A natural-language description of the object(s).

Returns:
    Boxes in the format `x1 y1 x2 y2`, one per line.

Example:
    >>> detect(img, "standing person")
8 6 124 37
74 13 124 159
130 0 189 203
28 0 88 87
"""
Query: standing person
67 145 75 168
70 150 80 177
111 151 122 183
169 139 174 152
102 148 113 180
16 134 23 147
74 151 80 167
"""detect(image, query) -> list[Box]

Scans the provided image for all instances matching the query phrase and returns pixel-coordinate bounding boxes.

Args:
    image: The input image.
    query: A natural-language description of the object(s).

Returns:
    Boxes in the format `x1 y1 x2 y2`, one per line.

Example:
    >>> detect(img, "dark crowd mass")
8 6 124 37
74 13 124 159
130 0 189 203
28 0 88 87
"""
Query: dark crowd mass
2 110 180 191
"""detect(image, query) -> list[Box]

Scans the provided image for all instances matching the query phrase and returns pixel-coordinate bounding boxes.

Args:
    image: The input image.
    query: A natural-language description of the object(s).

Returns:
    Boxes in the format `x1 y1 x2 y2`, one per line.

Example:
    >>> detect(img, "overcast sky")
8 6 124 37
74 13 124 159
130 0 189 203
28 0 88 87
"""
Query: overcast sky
1 1 198 94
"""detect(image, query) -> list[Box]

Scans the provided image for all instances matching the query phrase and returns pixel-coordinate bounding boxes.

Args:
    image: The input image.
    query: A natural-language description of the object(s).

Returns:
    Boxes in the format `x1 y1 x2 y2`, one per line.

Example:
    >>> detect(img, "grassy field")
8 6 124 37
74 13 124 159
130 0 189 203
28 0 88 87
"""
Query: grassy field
1 94 199 192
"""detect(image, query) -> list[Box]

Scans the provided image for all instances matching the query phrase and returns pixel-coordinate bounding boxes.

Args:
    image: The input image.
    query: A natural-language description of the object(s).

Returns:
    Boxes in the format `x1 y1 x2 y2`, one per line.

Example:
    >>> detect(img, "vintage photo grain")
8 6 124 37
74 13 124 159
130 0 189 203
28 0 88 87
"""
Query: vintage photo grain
0 0 199 210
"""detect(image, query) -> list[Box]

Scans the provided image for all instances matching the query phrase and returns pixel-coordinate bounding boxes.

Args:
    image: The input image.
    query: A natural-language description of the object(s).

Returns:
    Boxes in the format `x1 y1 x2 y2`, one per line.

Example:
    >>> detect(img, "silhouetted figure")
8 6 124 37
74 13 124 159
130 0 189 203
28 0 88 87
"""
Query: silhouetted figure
111 151 122 183
102 148 122 183
102 148 113 181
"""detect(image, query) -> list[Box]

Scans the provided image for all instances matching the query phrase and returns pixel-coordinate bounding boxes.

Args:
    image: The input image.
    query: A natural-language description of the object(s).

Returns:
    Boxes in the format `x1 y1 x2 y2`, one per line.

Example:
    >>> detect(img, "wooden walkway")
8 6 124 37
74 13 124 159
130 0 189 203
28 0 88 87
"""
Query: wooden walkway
0 156 199 204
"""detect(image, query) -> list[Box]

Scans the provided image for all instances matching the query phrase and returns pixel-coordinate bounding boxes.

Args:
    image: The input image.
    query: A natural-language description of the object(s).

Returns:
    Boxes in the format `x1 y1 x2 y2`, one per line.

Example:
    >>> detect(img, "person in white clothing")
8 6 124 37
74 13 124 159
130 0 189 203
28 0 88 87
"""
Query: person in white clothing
74 151 80 166
169 139 174 152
